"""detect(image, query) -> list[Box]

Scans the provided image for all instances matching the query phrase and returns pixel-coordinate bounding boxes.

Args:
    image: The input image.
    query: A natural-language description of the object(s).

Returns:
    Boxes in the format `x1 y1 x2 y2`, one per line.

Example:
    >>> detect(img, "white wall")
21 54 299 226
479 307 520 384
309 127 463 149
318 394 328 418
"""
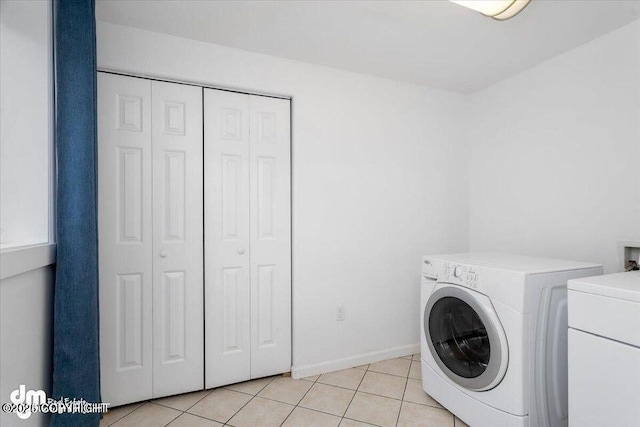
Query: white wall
0 0 53 248
0 266 54 427
97 22 469 374
0 2 54 426
469 20 640 274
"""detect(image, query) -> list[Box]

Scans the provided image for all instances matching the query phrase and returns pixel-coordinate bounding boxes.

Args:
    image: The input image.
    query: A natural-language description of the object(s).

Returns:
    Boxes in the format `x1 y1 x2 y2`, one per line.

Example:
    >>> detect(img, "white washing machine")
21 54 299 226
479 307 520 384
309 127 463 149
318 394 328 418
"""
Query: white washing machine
420 253 602 427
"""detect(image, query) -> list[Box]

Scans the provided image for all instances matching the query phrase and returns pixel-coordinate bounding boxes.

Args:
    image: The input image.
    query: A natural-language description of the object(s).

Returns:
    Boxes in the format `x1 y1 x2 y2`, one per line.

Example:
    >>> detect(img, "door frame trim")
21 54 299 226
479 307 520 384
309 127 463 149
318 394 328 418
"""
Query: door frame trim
98 69 291 100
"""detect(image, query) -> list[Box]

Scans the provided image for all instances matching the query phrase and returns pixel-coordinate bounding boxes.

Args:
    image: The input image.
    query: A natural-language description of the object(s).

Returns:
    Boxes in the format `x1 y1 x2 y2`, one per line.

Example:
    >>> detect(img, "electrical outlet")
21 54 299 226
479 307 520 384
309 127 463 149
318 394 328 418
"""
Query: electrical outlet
336 305 346 321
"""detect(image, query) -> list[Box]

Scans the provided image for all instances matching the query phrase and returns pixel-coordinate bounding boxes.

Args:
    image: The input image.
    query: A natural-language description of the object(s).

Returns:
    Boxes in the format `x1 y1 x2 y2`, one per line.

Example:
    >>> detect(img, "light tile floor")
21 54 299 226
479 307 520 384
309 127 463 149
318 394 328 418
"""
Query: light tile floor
100 354 470 427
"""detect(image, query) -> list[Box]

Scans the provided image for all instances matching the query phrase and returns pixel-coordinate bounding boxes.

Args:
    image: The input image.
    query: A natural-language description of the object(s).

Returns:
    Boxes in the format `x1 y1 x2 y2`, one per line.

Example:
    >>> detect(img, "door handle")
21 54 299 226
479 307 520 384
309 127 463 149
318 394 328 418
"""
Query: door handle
159 250 168 258
237 248 245 255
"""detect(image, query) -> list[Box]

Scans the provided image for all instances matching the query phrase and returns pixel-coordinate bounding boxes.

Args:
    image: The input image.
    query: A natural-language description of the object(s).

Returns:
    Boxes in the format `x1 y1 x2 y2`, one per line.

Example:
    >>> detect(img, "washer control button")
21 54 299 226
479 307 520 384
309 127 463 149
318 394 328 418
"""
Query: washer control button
466 268 479 288
453 265 463 278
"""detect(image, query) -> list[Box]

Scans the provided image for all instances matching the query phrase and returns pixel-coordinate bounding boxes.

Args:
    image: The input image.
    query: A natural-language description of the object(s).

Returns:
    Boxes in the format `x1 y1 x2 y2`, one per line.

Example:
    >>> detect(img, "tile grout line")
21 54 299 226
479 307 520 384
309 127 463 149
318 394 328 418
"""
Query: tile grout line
286 368 370 424
297 403 353 420
185 377 276 425
394 355 414 427
106 401 149 427
153 388 212 413
395 378 409 427
313 376 369 393
164 407 181 427
341 363 369 421
194 376 279 426
223 375 279 426
230 375 277 396
295 370 359 422
183 411 226 425
277 372 319 427
224 387 259 426
341 416 381 427
163 408 183 427
112 377 273 426
284 359 417 425
110 355 444 427
183 388 214 412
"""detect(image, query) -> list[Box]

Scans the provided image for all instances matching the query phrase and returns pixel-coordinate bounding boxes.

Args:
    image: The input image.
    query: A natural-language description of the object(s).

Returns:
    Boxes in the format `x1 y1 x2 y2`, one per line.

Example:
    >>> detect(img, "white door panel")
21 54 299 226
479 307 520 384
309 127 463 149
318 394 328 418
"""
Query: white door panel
249 95 291 378
204 89 252 388
151 81 203 397
98 73 153 406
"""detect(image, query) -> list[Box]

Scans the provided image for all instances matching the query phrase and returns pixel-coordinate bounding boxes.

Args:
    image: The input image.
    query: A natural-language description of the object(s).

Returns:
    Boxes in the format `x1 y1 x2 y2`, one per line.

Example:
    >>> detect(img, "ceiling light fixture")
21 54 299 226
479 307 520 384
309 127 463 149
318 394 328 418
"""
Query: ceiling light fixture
449 0 532 21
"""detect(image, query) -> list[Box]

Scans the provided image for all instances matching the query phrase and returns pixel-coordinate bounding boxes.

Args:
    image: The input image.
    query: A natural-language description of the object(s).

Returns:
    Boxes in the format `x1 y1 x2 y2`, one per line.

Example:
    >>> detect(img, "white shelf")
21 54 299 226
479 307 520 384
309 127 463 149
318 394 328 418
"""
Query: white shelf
0 243 56 280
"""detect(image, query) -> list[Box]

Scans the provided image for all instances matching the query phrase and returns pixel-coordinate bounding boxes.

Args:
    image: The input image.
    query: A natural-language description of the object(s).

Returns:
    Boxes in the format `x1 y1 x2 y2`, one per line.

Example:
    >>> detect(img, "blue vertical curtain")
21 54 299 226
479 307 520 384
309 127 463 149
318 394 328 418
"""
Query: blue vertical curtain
52 0 101 426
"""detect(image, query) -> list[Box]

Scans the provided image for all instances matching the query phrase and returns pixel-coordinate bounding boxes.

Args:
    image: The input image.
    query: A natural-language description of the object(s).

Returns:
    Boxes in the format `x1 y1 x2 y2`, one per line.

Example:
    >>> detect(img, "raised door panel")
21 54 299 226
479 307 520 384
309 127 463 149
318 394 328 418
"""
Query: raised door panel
249 95 292 378
118 273 144 369
204 89 251 388
98 73 153 406
117 148 143 243
151 81 204 398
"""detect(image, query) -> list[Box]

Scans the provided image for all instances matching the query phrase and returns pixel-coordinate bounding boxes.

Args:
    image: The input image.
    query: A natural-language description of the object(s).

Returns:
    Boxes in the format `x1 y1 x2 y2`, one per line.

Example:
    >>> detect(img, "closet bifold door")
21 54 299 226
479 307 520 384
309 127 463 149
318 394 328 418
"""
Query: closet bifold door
204 89 251 388
204 89 291 388
249 95 291 378
98 73 153 406
98 73 204 406
151 81 204 398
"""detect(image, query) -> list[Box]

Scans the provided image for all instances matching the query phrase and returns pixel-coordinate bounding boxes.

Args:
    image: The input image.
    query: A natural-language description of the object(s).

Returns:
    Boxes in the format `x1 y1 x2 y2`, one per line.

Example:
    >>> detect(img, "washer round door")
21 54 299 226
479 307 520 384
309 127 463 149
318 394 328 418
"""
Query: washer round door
424 284 508 391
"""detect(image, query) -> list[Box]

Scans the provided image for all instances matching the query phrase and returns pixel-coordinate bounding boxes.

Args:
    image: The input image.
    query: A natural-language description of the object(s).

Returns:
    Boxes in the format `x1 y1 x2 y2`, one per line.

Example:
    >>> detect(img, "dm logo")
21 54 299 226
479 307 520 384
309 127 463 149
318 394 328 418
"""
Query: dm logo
10 385 46 419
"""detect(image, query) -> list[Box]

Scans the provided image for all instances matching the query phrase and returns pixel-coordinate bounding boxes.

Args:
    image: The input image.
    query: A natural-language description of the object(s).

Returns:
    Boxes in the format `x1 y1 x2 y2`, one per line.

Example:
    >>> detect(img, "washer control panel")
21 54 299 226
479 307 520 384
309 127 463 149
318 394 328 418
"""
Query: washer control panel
422 257 481 289
442 262 481 290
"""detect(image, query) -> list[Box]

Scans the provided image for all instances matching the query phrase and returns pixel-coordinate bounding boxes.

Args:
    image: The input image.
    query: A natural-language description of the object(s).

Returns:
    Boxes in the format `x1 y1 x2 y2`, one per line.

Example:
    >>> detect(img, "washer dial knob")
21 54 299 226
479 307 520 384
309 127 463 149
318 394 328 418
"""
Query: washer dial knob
453 265 463 278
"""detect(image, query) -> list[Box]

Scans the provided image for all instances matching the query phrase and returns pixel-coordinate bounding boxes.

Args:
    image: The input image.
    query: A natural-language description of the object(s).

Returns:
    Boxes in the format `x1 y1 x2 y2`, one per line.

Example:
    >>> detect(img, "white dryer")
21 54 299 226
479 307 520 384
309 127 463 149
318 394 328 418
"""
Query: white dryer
420 253 602 427
567 271 640 427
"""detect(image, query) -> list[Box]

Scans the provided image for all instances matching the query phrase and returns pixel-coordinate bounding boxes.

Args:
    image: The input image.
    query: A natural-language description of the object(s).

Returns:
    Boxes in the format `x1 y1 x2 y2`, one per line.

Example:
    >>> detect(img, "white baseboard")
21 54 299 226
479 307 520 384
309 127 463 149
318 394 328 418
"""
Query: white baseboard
291 343 420 379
